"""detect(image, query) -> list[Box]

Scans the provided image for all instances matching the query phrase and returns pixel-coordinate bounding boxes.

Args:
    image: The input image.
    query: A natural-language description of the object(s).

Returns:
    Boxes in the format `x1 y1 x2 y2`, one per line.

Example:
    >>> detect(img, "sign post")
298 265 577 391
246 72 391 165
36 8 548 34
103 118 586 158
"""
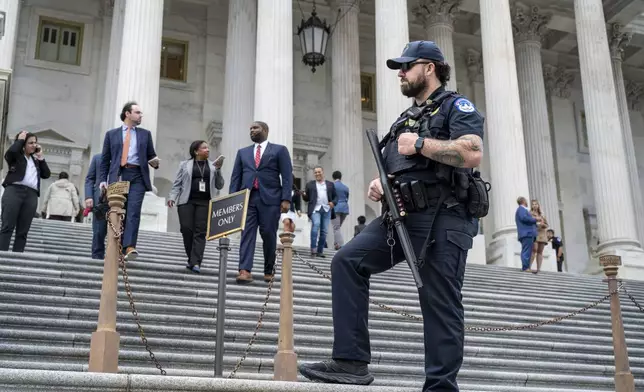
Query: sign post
207 189 250 377
599 254 635 392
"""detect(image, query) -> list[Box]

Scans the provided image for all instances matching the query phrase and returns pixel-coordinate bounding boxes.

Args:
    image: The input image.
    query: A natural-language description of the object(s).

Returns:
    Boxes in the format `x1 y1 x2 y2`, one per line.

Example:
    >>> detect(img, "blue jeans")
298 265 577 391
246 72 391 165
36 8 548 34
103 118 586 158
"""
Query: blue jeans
310 208 331 254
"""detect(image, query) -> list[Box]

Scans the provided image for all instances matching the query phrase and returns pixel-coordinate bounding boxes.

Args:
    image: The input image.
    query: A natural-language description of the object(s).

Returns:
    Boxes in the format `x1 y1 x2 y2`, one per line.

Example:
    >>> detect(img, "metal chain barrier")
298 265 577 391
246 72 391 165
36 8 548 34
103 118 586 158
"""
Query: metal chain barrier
292 251 622 332
227 249 280 379
622 285 644 313
106 210 167 376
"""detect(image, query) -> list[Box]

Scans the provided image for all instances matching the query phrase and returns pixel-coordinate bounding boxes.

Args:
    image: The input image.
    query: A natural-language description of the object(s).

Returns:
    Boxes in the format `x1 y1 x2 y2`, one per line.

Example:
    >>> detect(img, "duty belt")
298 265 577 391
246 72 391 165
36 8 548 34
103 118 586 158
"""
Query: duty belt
391 180 458 267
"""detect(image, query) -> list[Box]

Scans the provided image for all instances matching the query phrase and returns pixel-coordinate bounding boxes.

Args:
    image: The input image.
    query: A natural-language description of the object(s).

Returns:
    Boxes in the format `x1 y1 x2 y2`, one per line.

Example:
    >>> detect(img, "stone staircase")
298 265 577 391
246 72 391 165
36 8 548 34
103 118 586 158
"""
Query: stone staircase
0 219 643 391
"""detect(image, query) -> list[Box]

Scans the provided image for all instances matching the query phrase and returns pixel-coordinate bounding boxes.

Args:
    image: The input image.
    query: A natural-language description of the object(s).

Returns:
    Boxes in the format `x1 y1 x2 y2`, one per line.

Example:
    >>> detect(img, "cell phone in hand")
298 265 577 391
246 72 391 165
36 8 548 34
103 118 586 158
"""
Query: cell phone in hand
214 155 225 165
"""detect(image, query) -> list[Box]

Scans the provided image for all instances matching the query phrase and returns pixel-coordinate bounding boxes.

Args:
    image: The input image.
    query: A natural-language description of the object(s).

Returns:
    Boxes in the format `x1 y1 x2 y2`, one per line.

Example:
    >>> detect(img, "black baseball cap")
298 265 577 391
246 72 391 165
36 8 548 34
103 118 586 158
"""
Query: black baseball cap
386 40 445 70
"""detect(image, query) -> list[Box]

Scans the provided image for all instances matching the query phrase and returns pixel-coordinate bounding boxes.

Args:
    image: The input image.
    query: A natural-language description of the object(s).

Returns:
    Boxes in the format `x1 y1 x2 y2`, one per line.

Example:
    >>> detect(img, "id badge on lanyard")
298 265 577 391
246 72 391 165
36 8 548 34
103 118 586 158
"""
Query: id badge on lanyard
199 180 206 192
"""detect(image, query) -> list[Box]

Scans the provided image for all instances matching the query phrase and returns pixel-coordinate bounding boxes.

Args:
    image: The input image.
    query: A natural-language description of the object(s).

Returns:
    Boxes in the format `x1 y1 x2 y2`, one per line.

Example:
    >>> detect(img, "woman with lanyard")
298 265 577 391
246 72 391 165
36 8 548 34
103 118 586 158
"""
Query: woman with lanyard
168 140 225 272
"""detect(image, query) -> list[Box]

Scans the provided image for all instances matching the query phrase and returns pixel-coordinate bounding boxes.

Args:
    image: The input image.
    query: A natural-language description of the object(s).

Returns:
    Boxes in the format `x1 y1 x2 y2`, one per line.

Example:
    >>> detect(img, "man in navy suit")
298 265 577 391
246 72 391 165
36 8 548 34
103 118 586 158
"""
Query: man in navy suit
515 196 537 271
99 101 159 261
230 121 293 284
85 153 107 259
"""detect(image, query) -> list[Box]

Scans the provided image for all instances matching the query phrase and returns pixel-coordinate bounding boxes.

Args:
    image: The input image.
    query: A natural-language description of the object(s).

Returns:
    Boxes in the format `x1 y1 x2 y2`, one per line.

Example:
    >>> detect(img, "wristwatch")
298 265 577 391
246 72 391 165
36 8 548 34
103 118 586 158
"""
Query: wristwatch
414 137 425 154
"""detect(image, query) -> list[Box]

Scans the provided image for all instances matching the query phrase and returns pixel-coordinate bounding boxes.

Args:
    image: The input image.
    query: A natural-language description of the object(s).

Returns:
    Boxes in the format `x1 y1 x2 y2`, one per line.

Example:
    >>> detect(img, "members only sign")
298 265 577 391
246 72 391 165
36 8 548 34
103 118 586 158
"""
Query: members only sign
207 189 250 240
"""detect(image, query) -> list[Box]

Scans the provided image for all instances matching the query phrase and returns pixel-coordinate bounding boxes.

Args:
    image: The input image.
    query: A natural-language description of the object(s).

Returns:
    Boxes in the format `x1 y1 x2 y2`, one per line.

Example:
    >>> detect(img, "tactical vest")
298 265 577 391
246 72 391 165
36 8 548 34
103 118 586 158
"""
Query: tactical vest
381 90 459 180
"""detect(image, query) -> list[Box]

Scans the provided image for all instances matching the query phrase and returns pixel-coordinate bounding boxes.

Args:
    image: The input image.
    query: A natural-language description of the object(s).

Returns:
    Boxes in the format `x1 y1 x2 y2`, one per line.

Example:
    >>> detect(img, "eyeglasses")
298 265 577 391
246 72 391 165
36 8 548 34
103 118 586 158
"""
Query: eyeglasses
400 61 431 73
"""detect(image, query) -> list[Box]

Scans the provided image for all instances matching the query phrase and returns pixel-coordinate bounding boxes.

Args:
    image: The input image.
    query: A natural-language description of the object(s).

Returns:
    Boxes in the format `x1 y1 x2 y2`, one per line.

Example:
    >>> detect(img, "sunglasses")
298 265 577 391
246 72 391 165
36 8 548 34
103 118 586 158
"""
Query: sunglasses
400 61 432 72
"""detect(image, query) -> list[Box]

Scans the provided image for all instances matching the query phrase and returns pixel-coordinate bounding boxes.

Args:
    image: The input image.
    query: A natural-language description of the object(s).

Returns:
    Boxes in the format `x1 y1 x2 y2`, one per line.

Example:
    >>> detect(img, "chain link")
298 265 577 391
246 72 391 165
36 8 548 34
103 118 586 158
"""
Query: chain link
106 209 166 376
227 249 280 379
622 285 644 313
292 251 622 332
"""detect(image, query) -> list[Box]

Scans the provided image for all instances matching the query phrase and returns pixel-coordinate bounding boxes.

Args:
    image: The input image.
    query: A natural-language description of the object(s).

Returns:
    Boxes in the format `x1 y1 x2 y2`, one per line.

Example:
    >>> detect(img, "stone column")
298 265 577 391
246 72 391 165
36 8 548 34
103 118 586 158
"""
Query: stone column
98 0 126 151
112 0 166 231
512 4 561 238
0 0 20 72
543 65 590 274
609 23 644 249
331 0 365 243
413 0 460 91
375 0 410 138
113 0 164 136
0 0 19 174
466 49 494 253
220 0 257 189
479 0 531 268
573 0 643 267
254 0 292 152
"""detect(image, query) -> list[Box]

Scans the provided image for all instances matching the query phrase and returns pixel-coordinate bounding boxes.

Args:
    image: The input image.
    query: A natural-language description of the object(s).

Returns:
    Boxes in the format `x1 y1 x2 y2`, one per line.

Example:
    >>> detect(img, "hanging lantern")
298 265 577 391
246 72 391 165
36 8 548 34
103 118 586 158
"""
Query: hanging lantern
296 5 331 73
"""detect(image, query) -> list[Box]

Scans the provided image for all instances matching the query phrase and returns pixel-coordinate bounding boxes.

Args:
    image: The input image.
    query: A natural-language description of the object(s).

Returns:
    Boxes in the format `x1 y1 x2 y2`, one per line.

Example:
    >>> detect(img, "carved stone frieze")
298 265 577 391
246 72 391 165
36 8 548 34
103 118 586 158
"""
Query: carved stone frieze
465 49 483 83
331 0 361 12
608 23 632 62
626 81 643 111
511 2 552 44
99 0 115 17
412 0 462 28
206 121 222 148
543 64 575 99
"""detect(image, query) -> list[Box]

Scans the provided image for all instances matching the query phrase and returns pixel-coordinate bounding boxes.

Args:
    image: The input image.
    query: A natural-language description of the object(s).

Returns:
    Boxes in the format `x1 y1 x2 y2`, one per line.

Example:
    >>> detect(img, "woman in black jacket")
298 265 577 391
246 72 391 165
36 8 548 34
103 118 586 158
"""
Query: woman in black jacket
0 131 51 252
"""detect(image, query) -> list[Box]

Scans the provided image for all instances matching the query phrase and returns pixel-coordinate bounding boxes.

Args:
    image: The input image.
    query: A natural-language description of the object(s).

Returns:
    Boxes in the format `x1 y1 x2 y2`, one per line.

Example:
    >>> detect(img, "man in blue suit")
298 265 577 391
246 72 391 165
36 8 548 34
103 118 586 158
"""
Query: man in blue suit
85 153 107 259
99 101 159 261
230 121 293 284
515 196 537 271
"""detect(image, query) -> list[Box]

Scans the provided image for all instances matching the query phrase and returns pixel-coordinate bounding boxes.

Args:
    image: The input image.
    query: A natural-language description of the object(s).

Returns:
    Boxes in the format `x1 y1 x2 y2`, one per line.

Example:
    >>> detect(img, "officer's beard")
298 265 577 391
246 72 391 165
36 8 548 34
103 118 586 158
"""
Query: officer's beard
401 76 427 98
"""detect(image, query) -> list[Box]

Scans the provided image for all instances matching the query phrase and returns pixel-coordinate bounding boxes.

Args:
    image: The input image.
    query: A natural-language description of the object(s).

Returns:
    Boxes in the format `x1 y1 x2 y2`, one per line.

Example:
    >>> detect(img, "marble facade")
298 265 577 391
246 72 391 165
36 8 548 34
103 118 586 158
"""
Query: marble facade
2 0 644 278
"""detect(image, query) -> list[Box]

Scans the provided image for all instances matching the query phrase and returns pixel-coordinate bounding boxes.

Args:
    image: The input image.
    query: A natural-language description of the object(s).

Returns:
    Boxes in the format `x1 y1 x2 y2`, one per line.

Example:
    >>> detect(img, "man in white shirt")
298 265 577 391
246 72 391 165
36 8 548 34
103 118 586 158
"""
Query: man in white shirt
302 166 338 257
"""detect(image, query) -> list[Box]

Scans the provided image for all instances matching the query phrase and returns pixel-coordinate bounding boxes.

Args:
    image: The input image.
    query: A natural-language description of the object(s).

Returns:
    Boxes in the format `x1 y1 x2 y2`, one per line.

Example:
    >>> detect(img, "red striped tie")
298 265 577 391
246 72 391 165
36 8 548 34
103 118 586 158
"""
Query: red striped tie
253 145 261 189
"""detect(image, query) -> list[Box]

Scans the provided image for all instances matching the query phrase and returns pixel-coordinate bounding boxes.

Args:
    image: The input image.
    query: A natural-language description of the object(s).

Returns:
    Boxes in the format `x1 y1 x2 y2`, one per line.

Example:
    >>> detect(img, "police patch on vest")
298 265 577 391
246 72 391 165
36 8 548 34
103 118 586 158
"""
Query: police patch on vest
455 98 475 113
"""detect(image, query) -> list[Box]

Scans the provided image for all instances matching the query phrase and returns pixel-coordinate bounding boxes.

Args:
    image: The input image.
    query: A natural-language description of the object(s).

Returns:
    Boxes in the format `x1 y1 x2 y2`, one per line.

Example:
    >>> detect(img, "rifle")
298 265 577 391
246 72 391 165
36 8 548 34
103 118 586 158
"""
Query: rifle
365 129 423 288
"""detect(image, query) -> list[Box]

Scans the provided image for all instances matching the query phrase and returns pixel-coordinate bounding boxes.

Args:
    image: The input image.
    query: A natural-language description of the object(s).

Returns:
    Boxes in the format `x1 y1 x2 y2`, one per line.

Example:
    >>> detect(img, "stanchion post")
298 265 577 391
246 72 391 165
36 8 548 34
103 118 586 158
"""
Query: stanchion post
88 182 129 373
274 232 297 381
600 254 635 392
214 236 230 378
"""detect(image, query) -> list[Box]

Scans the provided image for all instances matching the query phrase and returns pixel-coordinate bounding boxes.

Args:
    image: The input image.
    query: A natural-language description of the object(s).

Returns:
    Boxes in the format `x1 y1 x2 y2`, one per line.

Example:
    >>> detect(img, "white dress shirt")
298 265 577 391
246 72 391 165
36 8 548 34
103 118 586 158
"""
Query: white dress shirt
15 155 39 191
254 140 268 162
314 181 330 212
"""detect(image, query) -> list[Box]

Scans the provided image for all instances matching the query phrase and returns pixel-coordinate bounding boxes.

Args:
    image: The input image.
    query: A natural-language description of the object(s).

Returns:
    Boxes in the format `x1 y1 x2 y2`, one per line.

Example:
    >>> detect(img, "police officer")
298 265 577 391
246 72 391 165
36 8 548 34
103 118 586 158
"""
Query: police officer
298 40 485 391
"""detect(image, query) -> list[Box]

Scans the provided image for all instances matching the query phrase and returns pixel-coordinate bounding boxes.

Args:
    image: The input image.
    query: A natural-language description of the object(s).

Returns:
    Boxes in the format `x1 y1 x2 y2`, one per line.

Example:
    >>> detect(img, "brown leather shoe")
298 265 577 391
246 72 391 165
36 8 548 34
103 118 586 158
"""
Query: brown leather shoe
264 274 274 282
236 270 253 284
124 247 138 261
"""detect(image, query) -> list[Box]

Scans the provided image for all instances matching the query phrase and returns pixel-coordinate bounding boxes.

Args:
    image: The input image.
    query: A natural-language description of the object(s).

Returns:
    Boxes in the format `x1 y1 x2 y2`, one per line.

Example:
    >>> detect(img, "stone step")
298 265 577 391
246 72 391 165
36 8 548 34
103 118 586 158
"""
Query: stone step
3 250 642 309
0 368 621 392
3 328 638 367
1 219 643 391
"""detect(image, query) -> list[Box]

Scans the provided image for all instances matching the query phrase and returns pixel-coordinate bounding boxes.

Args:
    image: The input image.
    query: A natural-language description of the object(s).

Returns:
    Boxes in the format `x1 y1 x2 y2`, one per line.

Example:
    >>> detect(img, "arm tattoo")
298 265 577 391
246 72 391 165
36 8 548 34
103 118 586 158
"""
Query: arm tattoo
420 134 483 168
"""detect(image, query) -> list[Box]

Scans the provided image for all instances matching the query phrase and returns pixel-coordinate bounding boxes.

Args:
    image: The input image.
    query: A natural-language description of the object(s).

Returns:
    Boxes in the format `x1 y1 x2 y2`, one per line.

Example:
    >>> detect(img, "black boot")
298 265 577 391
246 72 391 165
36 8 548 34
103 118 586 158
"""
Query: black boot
298 359 374 385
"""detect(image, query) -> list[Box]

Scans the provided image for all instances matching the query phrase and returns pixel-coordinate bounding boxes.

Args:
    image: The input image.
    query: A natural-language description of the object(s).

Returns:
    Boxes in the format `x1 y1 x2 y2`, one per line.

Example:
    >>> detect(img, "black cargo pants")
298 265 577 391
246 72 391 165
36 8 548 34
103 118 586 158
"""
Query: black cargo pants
330 201 478 391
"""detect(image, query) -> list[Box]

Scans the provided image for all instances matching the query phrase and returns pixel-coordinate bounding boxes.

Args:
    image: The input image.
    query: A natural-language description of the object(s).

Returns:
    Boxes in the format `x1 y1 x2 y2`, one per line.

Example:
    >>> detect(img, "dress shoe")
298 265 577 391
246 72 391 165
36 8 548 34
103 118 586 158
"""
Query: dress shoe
124 247 138 261
264 274 274 282
236 270 253 284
